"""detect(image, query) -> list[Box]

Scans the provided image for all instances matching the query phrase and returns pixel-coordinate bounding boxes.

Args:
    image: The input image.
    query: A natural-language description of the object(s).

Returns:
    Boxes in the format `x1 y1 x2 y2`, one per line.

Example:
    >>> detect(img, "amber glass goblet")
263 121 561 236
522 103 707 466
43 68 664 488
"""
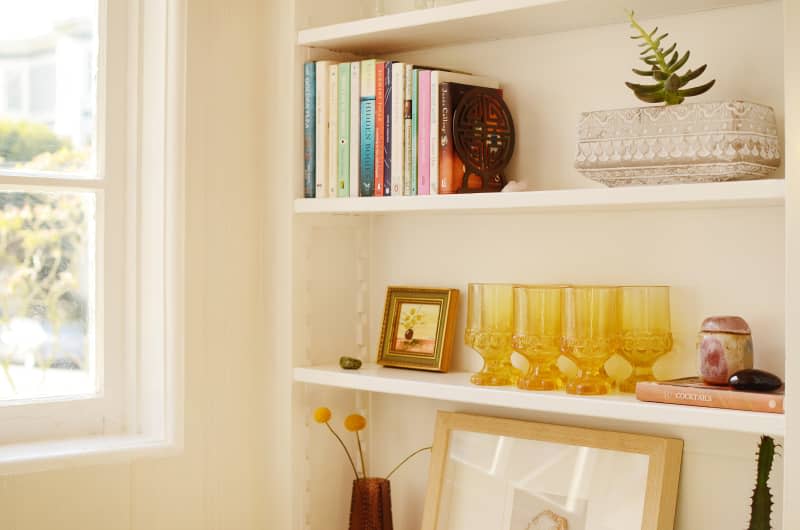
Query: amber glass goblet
465 283 519 386
617 286 673 393
562 286 619 395
513 286 564 391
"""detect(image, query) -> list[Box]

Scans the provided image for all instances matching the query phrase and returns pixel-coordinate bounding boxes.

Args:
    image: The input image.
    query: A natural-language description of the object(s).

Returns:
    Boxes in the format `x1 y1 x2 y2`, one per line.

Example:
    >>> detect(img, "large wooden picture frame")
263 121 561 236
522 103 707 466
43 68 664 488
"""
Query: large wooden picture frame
377 286 459 372
422 412 683 530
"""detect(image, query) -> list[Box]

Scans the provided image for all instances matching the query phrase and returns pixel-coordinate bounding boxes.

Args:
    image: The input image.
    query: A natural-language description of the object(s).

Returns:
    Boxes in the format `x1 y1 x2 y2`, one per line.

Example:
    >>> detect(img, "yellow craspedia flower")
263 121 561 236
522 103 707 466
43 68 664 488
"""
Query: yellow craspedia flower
344 414 366 432
313 407 332 423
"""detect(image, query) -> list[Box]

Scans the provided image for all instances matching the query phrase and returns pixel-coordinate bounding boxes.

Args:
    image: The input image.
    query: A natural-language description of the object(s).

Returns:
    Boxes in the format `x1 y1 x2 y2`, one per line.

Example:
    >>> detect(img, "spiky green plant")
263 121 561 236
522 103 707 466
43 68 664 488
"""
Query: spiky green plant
748 435 779 530
625 10 715 105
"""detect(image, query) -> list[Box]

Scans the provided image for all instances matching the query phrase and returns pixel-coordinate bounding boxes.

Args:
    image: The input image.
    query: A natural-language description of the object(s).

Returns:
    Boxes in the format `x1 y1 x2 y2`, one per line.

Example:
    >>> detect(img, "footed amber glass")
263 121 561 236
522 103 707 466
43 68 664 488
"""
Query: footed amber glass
513 286 564 391
562 286 619 395
617 286 673 393
465 283 519 386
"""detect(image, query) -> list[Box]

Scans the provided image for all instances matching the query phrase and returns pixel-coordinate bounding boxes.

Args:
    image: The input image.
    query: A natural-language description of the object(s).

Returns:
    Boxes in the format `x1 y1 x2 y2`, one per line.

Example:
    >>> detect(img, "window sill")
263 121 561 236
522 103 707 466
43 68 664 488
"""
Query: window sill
0 434 182 475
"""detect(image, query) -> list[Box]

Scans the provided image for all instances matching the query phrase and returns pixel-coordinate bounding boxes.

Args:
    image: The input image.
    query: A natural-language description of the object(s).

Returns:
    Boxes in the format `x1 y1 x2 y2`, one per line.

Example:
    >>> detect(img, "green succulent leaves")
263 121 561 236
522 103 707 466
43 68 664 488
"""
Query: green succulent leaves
626 10 715 105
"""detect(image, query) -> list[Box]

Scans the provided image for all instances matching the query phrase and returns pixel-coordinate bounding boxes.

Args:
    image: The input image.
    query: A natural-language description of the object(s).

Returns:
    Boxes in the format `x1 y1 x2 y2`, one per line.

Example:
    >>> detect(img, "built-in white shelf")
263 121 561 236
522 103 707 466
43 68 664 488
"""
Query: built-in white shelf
298 0 771 54
294 179 785 215
294 363 785 436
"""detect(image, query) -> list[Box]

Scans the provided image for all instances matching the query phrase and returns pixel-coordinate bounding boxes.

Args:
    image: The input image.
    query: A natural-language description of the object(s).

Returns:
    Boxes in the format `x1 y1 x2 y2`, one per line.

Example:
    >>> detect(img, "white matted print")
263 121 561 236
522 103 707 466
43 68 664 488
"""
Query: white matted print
424 414 681 530
436 431 648 530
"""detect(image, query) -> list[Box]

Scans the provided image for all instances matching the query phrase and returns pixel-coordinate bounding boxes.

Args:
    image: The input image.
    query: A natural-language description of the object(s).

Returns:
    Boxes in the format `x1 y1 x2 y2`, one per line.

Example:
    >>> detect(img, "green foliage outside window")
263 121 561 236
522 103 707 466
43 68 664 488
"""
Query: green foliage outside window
0 192 89 390
0 120 72 164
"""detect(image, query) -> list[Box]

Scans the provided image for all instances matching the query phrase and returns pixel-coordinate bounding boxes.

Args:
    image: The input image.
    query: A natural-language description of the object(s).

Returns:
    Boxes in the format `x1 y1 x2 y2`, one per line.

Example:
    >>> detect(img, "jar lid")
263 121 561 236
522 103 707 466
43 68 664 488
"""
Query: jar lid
700 316 751 335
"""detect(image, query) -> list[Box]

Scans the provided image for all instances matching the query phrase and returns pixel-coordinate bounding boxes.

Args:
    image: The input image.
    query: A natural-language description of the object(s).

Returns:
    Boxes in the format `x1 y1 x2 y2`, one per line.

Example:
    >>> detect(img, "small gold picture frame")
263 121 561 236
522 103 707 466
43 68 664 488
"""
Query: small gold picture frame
377 286 459 372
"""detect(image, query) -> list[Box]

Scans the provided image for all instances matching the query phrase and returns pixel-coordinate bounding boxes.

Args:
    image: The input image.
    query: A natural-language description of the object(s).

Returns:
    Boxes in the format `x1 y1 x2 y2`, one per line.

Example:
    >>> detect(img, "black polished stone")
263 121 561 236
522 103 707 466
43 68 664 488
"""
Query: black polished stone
729 369 783 392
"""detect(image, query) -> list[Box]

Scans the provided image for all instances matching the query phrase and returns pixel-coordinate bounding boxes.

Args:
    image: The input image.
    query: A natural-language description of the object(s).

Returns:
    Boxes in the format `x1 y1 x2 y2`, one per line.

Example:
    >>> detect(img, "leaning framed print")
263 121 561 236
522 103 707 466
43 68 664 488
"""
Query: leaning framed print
422 412 683 530
377 286 459 372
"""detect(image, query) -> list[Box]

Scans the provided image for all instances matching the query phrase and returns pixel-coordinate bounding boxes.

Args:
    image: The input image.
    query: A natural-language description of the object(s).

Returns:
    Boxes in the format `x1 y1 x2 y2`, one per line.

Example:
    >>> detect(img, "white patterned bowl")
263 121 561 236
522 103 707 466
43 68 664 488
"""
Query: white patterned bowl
575 100 781 187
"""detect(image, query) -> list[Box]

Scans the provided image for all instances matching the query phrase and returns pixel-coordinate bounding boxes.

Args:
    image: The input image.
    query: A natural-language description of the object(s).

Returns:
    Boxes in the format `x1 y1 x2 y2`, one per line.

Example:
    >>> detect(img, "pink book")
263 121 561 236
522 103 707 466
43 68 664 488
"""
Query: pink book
417 70 431 195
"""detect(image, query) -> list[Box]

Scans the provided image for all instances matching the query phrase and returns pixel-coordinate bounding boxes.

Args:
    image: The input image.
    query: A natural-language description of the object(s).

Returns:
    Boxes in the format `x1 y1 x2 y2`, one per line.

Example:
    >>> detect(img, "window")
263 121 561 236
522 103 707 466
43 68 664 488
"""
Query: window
0 1 97 404
0 0 184 465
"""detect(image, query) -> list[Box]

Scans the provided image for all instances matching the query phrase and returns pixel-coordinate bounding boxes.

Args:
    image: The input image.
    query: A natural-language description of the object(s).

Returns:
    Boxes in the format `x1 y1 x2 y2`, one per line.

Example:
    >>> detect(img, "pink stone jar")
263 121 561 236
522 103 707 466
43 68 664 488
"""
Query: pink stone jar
697 316 754 385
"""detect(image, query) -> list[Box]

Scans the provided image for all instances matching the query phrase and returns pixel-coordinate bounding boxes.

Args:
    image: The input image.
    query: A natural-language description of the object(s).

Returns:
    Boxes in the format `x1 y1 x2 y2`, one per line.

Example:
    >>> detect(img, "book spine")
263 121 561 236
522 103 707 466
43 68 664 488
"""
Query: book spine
439 82 455 194
314 62 330 198
383 61 392 196
403 64 413 196
636 383 784 413
337 63 350 197
410 69 419 195
374 61 385 197
429 71 439 195
327 65 338 198
431 73 500 194
349 61 360 198
390 64 405 196
303 62 316 198
417 70 431 195
359 59 376 197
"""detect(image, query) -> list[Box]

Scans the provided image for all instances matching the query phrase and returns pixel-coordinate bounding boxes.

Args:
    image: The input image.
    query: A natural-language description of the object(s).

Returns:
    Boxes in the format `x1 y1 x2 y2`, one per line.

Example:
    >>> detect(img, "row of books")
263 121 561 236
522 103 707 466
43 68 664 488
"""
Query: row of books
303 60 499 198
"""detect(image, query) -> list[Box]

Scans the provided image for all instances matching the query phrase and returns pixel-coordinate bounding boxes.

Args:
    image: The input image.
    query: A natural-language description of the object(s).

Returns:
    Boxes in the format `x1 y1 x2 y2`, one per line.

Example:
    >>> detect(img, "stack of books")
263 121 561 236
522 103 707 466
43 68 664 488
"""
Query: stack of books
636 377 784 414
303 60 499 198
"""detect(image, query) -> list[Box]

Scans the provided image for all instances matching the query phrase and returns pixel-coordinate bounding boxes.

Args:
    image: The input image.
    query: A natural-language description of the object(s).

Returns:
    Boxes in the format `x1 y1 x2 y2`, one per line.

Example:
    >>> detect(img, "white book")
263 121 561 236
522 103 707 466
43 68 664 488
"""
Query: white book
349 62 360 198
392 63 412 195
328 64 338 198
315 61 334 198
429 71 499 195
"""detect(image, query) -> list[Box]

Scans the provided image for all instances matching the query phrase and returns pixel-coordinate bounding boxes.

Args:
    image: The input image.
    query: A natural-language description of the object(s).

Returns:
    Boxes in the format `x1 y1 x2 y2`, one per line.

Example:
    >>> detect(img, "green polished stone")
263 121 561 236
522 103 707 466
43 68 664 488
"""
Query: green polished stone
339 356 362 370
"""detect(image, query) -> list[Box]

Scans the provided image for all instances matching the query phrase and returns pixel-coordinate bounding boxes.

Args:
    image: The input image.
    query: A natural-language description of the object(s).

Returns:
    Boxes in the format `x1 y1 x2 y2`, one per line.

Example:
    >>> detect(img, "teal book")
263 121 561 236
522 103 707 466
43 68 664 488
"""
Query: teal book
410 68 419 195
303 62 315 198
359 59 376 196
337 63 350 197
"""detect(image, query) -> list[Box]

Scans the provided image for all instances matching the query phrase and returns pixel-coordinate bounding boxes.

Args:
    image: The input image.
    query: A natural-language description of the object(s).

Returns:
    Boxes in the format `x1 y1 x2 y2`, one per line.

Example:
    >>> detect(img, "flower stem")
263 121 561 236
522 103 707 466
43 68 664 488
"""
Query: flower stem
385 446 432 480
355 431 367 479
326 422 359 480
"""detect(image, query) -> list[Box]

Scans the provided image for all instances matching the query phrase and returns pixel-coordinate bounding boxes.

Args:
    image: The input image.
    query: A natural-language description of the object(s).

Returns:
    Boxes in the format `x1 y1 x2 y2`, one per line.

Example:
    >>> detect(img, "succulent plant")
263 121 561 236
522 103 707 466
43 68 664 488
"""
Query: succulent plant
625 10 715 105
748 435 779 530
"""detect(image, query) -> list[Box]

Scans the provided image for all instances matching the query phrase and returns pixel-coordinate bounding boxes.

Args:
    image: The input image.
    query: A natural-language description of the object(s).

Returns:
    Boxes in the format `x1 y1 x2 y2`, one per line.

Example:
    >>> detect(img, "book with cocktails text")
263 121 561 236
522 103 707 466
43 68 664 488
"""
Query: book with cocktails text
636 377 784 414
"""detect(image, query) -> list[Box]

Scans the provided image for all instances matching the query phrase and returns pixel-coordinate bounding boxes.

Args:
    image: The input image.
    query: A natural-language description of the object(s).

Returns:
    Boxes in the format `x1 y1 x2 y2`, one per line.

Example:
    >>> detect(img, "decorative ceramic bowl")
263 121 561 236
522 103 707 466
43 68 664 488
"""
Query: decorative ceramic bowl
575 100 781 187
697 315 754 385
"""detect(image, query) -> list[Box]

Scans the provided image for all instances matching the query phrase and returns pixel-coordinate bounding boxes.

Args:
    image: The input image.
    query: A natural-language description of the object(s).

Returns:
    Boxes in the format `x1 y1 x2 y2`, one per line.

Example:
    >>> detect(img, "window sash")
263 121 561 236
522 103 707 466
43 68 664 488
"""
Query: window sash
0 0 127 444
0 0 184 464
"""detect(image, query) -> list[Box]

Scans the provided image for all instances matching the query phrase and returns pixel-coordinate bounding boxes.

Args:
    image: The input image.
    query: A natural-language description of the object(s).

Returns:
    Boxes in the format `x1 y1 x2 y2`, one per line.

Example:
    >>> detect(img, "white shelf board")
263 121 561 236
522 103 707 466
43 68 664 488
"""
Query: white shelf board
295 179 785 215
294 363 785 436
298 0 772 54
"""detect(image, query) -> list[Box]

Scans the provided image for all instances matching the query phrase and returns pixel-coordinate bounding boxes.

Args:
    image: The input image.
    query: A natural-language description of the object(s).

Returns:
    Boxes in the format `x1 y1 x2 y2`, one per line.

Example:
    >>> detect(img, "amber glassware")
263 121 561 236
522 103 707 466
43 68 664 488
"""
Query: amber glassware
617 286 673 393
465 283 519 386
513 286 564 391
562 286 619 395
349 478 393 530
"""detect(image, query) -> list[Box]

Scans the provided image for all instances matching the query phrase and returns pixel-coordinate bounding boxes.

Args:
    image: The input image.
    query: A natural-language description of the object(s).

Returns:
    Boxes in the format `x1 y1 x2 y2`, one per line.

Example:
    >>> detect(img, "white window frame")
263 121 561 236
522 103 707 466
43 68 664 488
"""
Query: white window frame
0 0 185 473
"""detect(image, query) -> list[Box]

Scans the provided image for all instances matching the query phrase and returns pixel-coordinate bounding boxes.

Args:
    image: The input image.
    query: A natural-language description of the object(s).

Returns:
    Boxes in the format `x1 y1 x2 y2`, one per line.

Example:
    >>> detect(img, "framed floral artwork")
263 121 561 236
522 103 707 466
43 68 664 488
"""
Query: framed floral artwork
377 286 459 372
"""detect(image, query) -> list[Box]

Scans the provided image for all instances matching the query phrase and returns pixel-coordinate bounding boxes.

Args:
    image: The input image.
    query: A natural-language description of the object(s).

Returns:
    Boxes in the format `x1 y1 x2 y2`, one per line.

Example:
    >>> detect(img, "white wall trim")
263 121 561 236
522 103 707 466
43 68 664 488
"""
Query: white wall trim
0 434 182 476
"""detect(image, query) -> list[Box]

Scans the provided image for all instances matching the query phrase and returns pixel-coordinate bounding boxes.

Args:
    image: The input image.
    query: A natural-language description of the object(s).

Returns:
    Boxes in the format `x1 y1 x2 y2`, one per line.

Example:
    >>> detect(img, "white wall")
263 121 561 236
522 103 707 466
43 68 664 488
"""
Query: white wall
0 1 269 528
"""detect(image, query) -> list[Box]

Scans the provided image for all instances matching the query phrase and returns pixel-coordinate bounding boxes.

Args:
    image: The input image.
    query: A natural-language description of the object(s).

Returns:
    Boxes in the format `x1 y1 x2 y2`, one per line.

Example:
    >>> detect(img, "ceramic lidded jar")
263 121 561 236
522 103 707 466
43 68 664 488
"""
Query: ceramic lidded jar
697 316 754 385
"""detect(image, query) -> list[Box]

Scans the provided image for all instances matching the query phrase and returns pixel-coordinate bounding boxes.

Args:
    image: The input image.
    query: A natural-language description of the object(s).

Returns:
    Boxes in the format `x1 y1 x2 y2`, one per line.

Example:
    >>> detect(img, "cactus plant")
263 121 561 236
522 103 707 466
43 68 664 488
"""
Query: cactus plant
625 10 715 105
748 435 779 530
